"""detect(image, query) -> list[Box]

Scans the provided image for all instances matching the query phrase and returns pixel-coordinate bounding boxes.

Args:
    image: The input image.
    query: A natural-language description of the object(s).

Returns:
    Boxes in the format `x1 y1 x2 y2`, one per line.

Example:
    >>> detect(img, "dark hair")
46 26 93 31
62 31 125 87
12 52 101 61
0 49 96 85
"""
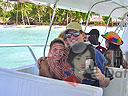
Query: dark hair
89 29 100 37
50 38 65 48
108 42 120 50
105 42 123 68
67 43 96 68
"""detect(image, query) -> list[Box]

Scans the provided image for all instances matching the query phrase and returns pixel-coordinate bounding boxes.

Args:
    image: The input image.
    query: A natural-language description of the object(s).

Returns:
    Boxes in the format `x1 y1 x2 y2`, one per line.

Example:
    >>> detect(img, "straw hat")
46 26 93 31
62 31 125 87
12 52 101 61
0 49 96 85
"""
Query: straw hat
66 22 82 31
101 31 123 45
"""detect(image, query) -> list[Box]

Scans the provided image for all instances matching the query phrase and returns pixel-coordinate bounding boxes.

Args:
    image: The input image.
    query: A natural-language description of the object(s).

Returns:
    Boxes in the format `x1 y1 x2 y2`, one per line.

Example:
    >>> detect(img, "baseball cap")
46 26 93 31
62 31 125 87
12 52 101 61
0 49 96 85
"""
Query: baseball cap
66 22 82 31
87 29 100 37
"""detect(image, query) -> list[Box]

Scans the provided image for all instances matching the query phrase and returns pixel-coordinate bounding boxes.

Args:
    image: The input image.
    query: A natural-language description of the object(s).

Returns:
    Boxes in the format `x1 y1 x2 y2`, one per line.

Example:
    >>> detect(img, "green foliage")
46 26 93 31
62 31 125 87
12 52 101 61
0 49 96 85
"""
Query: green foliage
102 16 110 24
0 1 112 25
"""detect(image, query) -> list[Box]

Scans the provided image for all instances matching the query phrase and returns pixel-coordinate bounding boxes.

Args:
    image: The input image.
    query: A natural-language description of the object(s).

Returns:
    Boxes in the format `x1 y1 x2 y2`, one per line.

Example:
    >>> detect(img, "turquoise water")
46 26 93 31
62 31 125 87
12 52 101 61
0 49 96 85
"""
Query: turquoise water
0 26 64 69
0 26 126 69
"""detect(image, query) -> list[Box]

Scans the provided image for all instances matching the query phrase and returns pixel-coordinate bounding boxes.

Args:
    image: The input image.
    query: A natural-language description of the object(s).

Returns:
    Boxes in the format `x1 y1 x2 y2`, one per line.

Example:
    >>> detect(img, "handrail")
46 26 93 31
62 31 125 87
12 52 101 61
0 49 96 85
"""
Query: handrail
0 44 49 47
0 44 50 66
84 0 112 31
100 6 128 44
27 46 38 62
104 6 128 34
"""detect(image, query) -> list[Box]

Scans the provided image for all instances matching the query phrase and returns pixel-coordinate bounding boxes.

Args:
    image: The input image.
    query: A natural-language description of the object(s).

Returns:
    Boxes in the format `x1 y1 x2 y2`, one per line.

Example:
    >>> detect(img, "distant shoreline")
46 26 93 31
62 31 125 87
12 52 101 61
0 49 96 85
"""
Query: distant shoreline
0 25 66 29
0 25 118 33
0 24 118 28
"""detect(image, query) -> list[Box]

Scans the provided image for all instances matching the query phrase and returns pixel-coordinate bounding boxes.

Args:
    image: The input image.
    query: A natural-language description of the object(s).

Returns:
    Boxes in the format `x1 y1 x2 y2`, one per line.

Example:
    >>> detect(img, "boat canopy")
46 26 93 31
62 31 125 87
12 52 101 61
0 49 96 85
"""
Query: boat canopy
11 0 128 18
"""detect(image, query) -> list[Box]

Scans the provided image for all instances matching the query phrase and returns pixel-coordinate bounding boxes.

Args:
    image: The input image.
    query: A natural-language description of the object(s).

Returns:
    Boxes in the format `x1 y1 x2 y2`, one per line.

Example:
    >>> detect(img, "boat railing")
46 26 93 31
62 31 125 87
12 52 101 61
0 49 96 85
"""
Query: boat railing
0 44 49 63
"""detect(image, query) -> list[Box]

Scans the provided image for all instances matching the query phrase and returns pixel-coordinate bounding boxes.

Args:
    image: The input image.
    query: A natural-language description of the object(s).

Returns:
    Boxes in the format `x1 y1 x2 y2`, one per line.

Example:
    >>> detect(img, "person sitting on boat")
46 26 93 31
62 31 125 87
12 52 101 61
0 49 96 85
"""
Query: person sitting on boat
67 42 109 87
38 22 112 87
61 22 107 73
59 22 112 87
87 29 106 54
38 38 80 83
102 31 128 68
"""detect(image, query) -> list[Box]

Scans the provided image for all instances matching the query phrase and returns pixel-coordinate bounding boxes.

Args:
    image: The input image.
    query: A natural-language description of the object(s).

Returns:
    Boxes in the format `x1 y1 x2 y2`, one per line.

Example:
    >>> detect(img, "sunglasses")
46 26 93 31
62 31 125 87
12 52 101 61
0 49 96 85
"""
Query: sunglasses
65 31 80 38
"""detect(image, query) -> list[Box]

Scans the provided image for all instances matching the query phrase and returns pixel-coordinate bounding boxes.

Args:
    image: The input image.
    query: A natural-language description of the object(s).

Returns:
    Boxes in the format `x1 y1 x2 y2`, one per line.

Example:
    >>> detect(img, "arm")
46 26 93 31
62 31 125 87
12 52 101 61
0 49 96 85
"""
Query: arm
37 57 53 78
122 59 128 69
95 68 110 88
95 49 112 87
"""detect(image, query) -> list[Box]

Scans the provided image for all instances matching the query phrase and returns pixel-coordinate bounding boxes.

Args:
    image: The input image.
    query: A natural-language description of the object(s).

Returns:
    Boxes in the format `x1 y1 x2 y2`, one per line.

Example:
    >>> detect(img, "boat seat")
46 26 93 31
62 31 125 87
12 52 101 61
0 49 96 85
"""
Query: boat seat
103 67 128 96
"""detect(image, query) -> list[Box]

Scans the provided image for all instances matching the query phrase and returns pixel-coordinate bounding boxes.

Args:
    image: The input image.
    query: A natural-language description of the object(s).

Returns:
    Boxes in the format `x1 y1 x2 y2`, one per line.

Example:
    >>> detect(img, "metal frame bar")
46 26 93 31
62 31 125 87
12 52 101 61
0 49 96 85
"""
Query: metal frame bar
0 44 46 47
0 44 49 65
115 14 128 33
104 6 128 34
27 46 38 62
84 0 112 31
100 6 128 43
43 0 59 58
112 1 128 10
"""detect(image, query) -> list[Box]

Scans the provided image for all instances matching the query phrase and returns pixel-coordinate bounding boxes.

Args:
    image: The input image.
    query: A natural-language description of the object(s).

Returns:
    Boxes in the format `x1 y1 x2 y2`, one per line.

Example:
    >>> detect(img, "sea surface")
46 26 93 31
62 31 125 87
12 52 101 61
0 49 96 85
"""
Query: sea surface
0 26 63 69
0 26 126 69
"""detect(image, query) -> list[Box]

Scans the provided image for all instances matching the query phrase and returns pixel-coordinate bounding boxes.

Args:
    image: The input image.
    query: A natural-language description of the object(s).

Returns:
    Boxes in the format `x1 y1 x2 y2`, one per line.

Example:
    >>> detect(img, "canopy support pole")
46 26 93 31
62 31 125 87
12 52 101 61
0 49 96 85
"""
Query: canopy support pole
104 6 128 34
84 0 112 32
43 0 59 58
115 13 128 33
111 1 128 32
100 6 128 44
27 46 37 63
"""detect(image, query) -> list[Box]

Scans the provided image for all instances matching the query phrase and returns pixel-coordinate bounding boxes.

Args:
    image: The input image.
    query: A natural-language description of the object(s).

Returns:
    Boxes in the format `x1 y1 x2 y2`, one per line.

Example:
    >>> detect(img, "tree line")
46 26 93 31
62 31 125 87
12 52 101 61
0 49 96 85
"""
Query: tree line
0 1 114 26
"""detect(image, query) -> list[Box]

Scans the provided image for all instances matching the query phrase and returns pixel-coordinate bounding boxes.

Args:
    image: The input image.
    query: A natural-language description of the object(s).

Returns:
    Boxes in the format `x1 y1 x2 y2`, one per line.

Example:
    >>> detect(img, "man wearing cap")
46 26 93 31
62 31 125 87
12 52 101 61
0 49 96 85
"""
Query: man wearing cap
87 29 106 54
63 22 112 87
63 22 85 47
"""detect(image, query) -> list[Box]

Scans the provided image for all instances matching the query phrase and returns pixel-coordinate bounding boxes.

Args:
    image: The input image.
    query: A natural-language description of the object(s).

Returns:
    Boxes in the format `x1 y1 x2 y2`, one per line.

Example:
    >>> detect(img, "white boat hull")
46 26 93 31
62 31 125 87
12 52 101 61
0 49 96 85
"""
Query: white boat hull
0 65 128 96
0 67 102 96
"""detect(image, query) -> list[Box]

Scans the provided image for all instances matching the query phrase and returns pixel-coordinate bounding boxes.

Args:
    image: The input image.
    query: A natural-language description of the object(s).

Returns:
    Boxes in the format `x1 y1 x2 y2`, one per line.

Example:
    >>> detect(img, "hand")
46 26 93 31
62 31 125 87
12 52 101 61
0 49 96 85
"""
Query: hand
95 67 110 87
37 57 47 67
37 57 51 77
95 67 105 81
